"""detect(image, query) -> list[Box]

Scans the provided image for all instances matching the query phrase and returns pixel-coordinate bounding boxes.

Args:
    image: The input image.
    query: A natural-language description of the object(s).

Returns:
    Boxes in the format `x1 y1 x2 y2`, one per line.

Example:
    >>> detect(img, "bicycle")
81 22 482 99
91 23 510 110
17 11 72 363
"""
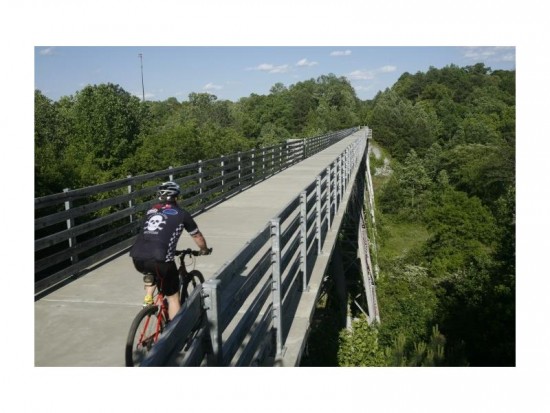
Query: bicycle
125 247 212 367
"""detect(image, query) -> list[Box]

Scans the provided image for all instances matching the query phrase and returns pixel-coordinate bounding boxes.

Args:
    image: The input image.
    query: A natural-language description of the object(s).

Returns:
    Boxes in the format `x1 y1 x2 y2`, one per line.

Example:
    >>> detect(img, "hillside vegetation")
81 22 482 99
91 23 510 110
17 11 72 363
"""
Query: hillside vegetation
338 64 515 366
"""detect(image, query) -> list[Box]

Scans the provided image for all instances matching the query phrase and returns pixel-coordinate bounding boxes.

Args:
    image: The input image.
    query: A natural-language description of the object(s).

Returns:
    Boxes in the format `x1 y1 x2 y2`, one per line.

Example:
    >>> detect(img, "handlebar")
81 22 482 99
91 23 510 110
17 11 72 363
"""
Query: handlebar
175 248 213 257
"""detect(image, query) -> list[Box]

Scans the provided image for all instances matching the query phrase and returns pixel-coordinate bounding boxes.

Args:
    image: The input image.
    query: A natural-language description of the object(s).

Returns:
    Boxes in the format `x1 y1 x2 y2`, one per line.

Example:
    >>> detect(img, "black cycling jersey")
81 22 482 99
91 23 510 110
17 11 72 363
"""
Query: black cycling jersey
129 201 199 262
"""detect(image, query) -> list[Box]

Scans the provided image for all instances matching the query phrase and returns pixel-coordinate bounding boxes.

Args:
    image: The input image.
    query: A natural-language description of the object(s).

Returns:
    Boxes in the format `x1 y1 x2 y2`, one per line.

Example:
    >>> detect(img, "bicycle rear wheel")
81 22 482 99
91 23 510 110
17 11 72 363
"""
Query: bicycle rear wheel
180 270 205 305
125 305 167 367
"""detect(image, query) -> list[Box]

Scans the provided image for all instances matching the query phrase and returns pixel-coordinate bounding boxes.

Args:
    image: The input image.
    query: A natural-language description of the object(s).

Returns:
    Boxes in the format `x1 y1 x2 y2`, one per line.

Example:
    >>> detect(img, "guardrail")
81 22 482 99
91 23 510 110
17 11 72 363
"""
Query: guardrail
141 128 369 366
35 127 358 297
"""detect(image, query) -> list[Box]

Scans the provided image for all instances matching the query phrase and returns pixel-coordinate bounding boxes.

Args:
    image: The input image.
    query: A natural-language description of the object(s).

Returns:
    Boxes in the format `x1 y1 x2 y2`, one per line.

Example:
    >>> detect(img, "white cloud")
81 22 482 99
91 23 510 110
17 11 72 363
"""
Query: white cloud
270 65 290 73
256 63 276 71
379 65 397 73
348 70 374 80
348 65 397 80
462 46 515 63
296 58 318 67
247 63 290 73
330 50 351 56
203 82 223 91
39 47 55 56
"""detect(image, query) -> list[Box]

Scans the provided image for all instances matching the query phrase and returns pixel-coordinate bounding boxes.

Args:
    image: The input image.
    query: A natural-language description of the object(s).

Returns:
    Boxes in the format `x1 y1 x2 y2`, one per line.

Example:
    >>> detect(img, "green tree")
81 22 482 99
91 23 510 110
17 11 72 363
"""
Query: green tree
67 83 145 184
423 187 497 276
337 317 386 366
185 92 234 129
399 149 432 210
35 90 71 196
127 121 201 174
369 90 440 160
384 325 446 366
439 143 515 206
257 122 291 147
377 264 440 348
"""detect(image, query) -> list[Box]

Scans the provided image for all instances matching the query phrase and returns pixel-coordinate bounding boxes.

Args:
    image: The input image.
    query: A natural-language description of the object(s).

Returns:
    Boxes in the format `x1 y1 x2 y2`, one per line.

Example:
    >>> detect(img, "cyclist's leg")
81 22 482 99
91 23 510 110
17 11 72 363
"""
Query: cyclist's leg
155 261 181 320
166 293 180 320
134 259 157 305
143 276 155 305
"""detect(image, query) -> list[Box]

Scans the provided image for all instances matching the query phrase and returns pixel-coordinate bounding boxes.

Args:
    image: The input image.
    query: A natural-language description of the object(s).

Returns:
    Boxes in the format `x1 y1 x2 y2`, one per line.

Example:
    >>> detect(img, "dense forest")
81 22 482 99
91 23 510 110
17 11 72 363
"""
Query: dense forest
35 63 515 366
337 64 515 367
35 73 363 197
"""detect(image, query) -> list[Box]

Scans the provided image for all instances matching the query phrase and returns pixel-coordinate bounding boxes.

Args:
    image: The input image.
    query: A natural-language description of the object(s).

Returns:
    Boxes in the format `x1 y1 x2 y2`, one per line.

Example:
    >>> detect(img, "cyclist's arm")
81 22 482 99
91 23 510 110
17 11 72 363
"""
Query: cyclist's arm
181 209 210 254
191 231 209 254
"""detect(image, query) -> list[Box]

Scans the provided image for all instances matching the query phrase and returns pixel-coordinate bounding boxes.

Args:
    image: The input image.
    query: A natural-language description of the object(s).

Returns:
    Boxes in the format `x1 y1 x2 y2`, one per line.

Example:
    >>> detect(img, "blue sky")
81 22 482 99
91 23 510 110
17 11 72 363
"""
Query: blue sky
35 46 515 102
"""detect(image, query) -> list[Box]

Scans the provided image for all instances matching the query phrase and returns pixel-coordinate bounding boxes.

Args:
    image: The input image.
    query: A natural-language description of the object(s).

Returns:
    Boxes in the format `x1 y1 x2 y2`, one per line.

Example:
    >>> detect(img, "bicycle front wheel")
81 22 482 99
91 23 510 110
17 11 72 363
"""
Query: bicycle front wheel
180 270 205 305
125 305 167 367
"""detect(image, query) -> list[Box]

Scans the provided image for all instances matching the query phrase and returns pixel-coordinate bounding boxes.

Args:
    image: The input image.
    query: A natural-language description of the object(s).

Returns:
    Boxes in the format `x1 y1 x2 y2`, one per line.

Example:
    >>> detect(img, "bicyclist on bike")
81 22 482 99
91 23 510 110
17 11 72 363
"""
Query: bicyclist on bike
129 181 211 321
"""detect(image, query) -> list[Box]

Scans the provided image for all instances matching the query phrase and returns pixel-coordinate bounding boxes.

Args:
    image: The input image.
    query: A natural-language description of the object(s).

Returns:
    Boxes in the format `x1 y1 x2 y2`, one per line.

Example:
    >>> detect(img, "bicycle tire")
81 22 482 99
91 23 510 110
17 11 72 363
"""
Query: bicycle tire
180 270 205 305
125 305 167 367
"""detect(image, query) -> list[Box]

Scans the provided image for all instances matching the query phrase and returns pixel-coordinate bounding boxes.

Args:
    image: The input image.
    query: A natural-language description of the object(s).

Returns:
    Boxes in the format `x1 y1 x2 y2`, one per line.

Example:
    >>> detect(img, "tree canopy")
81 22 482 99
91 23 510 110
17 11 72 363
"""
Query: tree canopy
35 74 365 197
353 63 516 366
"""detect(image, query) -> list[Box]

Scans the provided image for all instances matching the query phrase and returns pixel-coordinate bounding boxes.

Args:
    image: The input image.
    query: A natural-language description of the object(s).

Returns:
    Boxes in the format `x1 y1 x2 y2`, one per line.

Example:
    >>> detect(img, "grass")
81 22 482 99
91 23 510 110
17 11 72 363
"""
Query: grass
378 217 430 263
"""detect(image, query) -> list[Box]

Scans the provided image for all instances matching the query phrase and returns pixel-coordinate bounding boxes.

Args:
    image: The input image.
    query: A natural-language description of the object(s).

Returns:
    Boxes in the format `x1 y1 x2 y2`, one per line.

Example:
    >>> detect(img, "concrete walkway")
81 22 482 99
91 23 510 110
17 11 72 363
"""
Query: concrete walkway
34 130 365 367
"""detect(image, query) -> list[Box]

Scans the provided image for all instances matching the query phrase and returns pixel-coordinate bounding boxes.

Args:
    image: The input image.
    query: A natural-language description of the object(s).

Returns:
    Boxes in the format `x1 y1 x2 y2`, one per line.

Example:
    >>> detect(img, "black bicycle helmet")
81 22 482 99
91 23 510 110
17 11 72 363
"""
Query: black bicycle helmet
157 181 180 200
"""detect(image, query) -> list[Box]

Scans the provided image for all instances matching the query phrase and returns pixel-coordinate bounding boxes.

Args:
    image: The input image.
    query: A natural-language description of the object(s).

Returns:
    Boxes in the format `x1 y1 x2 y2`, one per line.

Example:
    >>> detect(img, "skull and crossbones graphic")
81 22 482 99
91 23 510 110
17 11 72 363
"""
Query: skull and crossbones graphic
145 214 166 232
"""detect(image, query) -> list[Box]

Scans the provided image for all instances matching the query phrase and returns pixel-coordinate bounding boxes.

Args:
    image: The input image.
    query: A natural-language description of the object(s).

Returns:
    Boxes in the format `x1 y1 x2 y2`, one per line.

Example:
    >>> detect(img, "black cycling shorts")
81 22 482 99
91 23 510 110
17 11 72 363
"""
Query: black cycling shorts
133 259 179 296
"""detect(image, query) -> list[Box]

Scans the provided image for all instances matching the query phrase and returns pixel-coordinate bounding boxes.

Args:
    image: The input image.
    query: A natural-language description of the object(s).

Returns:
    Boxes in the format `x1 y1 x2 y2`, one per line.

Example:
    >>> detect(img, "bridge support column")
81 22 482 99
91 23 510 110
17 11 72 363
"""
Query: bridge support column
330 243 349 329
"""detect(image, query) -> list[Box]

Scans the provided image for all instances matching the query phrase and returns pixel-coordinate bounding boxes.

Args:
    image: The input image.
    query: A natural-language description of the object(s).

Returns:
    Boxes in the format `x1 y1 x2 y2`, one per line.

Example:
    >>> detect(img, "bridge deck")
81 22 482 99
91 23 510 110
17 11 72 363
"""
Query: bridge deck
34 131 364 367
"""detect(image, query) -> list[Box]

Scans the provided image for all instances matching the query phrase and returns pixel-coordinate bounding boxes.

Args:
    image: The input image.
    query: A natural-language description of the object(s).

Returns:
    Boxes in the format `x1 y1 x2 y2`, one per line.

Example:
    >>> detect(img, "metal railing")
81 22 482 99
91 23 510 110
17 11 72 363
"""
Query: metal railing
141 128 369 366
35 127 358 297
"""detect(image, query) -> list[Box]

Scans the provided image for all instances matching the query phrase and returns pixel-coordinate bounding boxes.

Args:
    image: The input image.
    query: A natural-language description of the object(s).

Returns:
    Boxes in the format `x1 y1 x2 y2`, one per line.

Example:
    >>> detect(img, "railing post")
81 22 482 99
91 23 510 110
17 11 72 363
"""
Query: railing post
202 278 223 366
198 160 203 197
270 218 284 357
64 188 78 264
344 148 349 190
127 175 134 225
237 152 241 186
251 151 255 181
300 191 308 291
338 155 343 206
349 146 353 180
326 166 332 229
168 166 174 182
316 176 322 255
333 161 339 212
220 156 225 193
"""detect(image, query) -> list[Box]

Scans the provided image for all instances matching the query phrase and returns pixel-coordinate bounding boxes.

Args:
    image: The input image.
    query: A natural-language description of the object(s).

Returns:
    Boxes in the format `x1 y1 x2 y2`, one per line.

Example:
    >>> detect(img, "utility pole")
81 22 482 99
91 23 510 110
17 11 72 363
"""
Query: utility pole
138 53 145 102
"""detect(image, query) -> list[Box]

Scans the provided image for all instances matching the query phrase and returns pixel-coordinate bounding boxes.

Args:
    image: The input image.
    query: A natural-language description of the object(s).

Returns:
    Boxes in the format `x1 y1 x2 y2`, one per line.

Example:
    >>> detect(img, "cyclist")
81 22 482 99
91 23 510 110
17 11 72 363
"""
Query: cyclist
129 181 211 320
